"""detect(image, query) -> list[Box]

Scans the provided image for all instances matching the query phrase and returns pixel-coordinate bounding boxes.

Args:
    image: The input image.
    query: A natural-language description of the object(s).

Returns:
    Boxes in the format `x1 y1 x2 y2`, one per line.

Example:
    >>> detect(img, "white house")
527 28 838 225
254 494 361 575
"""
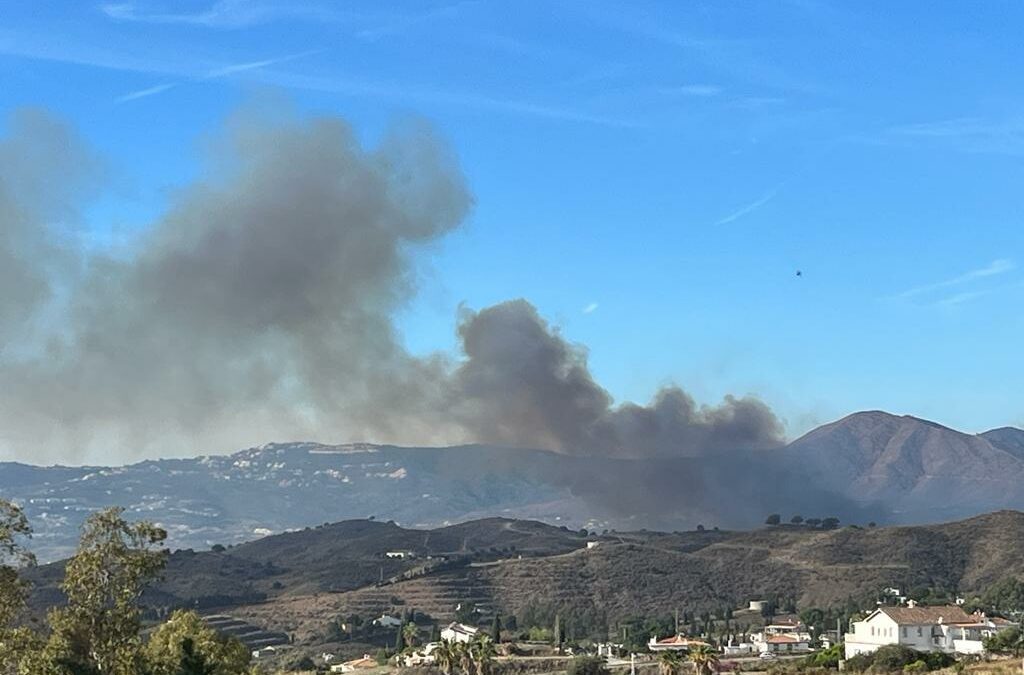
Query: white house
251 645 281 659
373 614 403 628
441 622 479 643
749 620 812 655
329 654 378 673
844 604 1017 659
400 642 440 667
759 635 811 654
648 635 711 652
764 619 805 635
386 550 416 559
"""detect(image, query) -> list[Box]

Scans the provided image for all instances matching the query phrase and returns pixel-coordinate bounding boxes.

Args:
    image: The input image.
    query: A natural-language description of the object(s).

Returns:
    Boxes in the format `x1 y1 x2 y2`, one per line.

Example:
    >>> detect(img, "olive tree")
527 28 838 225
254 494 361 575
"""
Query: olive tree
143 610 251 675
41 507 167 675
0 499 38 675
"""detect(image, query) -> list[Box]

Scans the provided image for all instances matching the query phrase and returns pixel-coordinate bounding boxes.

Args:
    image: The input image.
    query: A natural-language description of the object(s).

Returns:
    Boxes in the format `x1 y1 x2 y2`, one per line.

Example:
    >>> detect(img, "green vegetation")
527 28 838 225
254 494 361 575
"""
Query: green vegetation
984 626 1024 656
844 645 954 673
144 610 251 674
688 644 719 675
803 643 841 669
566 655 610 675
657 650 684 675
0 498 255 675
979 578 1024 615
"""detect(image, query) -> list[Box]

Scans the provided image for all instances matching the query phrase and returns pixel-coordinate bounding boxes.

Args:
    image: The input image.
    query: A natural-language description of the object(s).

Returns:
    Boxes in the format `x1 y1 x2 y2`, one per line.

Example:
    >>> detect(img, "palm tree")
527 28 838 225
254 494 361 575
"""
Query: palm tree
658 650 684 675
469 634 497 675
454 640 473 675
688 645 719 675
403 622 419 652
434 639 457 675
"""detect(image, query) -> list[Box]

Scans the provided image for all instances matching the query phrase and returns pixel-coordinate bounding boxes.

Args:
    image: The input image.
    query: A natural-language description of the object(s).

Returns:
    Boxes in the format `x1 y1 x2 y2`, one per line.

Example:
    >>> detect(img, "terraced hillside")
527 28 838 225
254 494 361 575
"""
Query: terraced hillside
25 511 1024 647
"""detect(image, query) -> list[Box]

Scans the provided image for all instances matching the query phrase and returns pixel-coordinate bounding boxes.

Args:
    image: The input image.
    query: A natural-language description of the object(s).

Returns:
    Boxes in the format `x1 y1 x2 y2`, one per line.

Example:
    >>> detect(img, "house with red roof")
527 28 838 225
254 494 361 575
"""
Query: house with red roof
843 602 1019 659
648 635 711 652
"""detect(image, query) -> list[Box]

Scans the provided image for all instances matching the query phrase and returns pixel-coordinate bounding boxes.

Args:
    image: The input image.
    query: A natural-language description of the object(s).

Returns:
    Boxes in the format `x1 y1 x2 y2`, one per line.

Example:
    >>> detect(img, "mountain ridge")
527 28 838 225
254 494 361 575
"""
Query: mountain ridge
4 410 1024 561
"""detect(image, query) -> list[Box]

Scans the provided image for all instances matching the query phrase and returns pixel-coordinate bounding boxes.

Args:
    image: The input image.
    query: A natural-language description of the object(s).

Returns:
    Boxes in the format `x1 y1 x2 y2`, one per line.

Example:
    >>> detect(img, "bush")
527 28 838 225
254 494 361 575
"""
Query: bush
804 644 841 669
566 656 610 675
844 653 874 672
843 645 954 673
921 652 953 670
870 645 921 671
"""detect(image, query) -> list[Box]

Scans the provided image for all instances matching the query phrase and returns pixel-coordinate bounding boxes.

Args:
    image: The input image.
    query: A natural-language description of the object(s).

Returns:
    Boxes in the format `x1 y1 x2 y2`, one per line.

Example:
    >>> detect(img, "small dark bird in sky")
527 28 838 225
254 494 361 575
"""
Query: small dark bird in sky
796 270 802 277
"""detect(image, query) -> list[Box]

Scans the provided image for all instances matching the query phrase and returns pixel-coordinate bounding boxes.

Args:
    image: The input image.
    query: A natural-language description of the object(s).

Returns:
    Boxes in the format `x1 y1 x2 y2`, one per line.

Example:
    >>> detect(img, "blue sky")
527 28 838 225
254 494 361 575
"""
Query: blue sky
2 0 1023 439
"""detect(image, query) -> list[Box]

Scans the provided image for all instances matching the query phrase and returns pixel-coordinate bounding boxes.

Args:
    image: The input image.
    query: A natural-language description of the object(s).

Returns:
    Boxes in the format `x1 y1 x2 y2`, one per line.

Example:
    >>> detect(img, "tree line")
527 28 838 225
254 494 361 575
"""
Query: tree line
0 498 255 675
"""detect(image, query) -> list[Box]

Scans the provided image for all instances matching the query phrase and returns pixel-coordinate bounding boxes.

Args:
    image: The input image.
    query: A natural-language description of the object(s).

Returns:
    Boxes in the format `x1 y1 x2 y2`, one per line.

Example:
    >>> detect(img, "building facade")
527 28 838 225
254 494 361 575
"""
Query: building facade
844 604 1016 658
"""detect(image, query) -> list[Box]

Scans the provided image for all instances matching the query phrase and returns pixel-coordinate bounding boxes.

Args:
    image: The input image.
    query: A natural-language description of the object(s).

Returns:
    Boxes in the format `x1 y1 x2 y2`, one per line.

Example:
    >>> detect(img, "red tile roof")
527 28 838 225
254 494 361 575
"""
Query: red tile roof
766 635 803 644
876 606 972 626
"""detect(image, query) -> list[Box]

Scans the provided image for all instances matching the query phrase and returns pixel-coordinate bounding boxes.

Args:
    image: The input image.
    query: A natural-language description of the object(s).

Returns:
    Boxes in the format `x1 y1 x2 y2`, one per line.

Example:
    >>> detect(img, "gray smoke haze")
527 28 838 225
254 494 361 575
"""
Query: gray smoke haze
448 300 783 457
0 106 783 470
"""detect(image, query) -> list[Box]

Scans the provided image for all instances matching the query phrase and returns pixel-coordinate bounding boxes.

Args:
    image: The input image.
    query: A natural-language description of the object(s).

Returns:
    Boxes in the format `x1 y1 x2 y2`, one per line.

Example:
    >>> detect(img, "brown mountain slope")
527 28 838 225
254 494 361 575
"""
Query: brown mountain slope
208 511 1024 642
783 411 1024 520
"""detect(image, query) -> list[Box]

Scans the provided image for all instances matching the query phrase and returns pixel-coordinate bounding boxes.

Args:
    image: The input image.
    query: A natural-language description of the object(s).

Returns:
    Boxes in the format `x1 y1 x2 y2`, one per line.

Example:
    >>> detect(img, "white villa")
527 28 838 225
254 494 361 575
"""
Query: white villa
749 619 812 655
441 622 479 643
648 635 711 652
844 603 1017 658
760 634 812 654
372 614 403 628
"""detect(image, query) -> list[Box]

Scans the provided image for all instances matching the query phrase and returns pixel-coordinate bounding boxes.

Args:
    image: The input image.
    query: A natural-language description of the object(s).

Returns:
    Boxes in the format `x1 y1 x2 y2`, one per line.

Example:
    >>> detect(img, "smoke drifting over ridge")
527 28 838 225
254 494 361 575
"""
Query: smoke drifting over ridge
0 107 783 468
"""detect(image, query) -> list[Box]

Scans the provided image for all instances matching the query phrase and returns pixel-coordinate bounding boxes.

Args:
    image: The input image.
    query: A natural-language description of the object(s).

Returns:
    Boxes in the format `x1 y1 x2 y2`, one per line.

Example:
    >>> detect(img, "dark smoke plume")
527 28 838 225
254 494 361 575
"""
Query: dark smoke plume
0 106 782 465
0 105 858 527
447 300 783 457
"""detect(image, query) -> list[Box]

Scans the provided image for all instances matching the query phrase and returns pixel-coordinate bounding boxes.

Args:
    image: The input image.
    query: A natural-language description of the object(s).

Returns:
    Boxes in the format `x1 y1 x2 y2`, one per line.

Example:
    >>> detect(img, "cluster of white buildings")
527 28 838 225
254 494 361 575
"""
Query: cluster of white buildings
844 601 1017 659
719 618 814 657
650 598 1019 662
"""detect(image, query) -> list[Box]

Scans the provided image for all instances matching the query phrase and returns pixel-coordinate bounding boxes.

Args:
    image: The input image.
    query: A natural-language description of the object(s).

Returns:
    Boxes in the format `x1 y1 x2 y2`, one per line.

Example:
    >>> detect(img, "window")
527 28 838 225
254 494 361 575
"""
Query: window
902 627 907 638
871 627 875 636
917 627 923 637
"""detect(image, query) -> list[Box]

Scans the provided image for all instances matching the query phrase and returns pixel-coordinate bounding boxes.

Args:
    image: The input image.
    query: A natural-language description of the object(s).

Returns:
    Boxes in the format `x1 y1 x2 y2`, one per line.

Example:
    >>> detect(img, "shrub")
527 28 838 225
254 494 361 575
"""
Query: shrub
870 644 920 671
921 651 953 670
566 656 610 675
844 653 873 672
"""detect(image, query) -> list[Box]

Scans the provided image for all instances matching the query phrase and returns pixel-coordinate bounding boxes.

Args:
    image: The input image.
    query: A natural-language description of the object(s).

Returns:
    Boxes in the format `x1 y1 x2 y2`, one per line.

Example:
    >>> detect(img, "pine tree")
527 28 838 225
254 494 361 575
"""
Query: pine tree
395 625 406 652
491 615 502 643
177 637 215 675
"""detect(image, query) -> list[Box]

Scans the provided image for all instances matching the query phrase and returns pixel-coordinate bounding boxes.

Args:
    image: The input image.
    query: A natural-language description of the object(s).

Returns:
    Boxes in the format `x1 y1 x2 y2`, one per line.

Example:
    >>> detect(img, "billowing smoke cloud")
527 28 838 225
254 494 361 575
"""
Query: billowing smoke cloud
0 106 783 475
448 300 783 457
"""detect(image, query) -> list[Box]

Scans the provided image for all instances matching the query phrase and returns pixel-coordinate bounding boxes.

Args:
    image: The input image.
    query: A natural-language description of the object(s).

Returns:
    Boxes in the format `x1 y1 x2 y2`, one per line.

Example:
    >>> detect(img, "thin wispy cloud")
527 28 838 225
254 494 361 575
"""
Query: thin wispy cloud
256 69 639 128
668 84 723 97
896 259 1015 300
586 6 826 96
2 31 635 127
356 1 477 42
888 117 1024 156
0 29 199 77
116 50 321 104
714 188 778 226
100 1 353 28
583 302 599 314
204 50 321 78
933 290 988 308
116 82 176 103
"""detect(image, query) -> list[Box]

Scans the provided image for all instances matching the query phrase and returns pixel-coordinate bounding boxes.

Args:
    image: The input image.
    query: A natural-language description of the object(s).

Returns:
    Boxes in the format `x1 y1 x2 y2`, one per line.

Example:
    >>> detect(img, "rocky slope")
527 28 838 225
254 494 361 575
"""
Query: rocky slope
4 411 1024 560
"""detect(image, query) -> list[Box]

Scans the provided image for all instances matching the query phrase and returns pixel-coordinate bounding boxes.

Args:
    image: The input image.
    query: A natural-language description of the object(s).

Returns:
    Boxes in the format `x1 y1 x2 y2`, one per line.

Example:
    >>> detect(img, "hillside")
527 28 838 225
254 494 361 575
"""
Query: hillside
24 511 1024 647
783 412 1024 521
5 411 1024 561
224 511 1024 642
